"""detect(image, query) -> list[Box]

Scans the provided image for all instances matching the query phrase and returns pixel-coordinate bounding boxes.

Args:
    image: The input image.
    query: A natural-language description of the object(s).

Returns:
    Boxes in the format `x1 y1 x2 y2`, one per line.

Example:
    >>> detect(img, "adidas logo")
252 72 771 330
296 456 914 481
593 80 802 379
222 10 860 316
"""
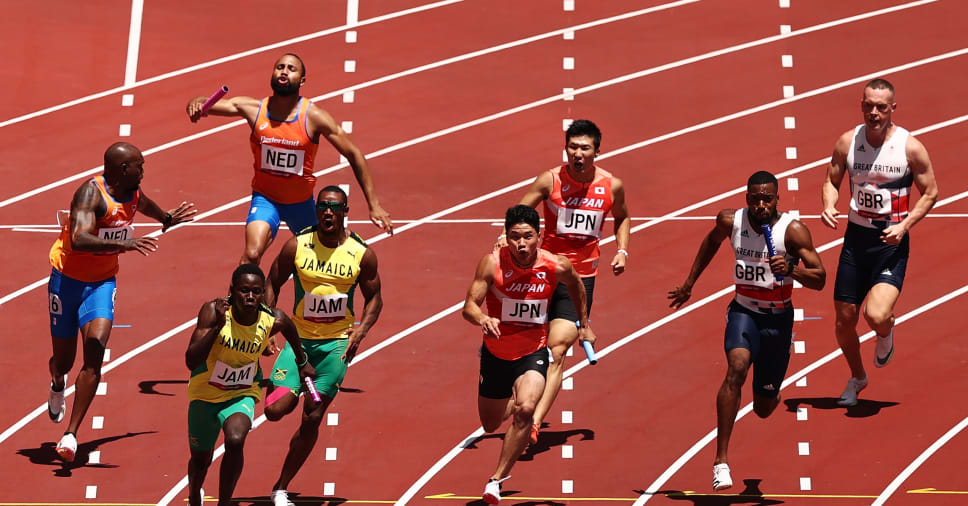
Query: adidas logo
741 229 750 238
857 144 866 152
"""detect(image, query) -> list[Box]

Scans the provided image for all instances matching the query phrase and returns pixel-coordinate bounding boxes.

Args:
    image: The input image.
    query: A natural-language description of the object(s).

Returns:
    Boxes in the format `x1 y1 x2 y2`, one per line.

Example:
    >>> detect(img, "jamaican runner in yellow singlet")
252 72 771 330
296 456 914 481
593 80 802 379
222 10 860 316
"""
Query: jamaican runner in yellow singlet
261 185 383 505
184 264 311 506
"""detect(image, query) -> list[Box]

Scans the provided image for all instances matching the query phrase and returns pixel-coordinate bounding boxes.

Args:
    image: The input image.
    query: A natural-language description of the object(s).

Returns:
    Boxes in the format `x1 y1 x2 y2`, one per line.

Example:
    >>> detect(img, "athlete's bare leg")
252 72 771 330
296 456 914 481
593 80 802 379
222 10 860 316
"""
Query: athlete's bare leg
479 397 510 433
715 347 751 465
271 394 334 492
187 448 213 506
241 221 274 265
532 319 579 427
218 413 251 506
66 318 112 436
834 300 866 380
491 371 545 480
49 335 78 391
863 283 899 337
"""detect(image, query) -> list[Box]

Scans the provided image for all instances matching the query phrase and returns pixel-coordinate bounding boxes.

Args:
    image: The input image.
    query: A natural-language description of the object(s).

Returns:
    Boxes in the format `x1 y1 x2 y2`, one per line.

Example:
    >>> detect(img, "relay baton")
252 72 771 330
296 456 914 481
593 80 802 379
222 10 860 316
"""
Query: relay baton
200 85 229 115
582 340 598 365
760 224 783 281
303 376 322 403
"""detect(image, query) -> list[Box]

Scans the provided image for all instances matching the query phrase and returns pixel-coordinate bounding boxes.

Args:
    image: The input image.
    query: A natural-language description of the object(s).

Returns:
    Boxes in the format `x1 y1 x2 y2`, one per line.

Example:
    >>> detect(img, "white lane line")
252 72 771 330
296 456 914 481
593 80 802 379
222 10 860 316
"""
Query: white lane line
0 0 466 128
124 0 145 86
562 480 574 493
96 383 107 396
633 280 968 505
347 0 359 25
800 477 812 490
92 416 104 430
564 0 575 11
872 415 968 505
562 445 574 458
89 450 101 464
780 0 791 8
784 116 796 129
783 85 795 98
327 413 339 426
563 56 575 69
121 94 134 107
324 482 336 496
782 54 793 67
785 146 798 159
346 30 358 43
798 442 810 456
325 447 338 461
119 124 131 137
344 60 357 73
796 407 808 421
85 485 97 499
787 177 799 190
780 24 792 34
562 411 573 424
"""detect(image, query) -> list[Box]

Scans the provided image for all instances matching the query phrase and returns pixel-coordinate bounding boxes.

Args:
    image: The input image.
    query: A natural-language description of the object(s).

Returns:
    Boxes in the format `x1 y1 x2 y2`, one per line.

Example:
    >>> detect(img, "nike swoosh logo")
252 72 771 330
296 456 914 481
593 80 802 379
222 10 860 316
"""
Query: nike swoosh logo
875 345 894 366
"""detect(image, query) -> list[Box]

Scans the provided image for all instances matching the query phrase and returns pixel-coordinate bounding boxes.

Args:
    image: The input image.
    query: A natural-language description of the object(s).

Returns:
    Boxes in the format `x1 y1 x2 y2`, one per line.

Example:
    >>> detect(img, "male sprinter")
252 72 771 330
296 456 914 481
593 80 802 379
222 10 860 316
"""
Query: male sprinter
821 78 939 406
669 171 825 491
185 264 312 506
497 119 629 443
262 186 383 506
466 205 594 504
48 142 195 461
186 53 392 265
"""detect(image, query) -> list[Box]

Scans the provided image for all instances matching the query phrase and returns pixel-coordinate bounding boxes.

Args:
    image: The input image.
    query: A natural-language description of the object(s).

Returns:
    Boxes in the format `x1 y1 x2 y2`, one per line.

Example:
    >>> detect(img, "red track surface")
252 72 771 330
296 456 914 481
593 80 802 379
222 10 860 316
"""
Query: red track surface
1 1 966 504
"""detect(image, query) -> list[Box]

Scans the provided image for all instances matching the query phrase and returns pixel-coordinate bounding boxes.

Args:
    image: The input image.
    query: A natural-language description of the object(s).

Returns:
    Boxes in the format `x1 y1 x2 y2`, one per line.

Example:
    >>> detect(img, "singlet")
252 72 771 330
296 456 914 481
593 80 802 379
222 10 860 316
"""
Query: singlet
845 125 913 229
249 97 319 204
291 230 367 340
541 165 614 278
49 175 140 282
731 210 796 313
187 305 275 403
483 247 559 360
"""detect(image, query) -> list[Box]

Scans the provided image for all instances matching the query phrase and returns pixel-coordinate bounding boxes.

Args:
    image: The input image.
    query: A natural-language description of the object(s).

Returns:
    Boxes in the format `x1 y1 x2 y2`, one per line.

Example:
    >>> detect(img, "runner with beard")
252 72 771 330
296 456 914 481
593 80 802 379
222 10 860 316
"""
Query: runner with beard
668 171 825 491
186 53 392 266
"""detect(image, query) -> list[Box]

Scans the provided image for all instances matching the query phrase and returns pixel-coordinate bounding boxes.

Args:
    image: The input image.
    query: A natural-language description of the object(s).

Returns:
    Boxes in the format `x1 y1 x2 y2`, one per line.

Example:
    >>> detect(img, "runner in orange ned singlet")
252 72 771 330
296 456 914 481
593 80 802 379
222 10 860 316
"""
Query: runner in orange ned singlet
47 142 195 462
465 205 594 504
496 119 630 443
186 53 392 266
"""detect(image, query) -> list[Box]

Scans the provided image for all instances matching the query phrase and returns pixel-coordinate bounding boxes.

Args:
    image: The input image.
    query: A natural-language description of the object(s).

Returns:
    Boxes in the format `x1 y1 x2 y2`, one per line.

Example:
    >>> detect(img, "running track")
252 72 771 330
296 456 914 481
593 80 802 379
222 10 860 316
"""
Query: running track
1 1 966 504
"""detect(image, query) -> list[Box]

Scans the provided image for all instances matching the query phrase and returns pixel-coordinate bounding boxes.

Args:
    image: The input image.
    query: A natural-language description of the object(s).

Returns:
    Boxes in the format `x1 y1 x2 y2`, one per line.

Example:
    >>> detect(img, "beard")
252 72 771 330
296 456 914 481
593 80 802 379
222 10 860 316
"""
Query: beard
271 79 300 96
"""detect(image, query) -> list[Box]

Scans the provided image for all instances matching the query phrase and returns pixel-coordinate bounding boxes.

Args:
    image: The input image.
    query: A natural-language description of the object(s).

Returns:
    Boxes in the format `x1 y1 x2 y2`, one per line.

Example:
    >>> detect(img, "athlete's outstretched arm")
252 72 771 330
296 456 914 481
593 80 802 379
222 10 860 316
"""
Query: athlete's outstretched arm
270 309 313 378
137 195 196 232
309 106 392 234
265 236 299 308
668 209 734 309
185 95 261 124
341 248 383 364
185 299 228 370
462 254 501 337
881 136 939 244
820 130 852 229
609 176 631 275
781 220 826 291
557 255 595 344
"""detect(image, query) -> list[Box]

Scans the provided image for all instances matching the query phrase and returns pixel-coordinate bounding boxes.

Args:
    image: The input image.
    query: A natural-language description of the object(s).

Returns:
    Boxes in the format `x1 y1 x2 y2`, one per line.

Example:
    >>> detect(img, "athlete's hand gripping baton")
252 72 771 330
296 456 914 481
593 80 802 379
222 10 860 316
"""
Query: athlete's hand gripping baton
582 340 598 365
200 86 229 115
303 376 322 403
760 223 784 282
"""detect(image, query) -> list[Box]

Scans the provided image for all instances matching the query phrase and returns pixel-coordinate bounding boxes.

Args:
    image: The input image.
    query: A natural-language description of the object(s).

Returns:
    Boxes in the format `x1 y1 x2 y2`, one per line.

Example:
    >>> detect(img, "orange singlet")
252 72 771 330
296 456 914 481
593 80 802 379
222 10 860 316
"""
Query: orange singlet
49 176 140 282
541 165 614 277
249 97 319 204
483 247 559 361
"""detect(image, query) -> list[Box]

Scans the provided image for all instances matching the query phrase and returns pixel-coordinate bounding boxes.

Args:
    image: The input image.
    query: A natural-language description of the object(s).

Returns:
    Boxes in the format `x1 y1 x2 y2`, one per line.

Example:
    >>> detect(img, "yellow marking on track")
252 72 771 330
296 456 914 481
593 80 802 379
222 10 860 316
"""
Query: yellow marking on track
426 493 638 501
908 488 968 495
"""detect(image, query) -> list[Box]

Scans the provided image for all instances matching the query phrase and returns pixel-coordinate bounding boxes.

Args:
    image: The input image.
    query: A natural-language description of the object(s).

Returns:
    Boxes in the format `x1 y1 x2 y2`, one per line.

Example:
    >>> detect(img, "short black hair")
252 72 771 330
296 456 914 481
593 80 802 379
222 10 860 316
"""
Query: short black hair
866 78 894 95
747 170 779 191
232 263 265 286
317 185 348 204
565 119 602 150
282 53 306 76
505 204 540 234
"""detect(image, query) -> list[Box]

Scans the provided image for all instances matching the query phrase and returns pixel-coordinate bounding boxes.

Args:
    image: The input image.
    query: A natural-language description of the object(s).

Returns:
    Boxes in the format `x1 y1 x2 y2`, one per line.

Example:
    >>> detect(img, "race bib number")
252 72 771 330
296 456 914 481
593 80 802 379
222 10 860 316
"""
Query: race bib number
303 293 348 323
852 184 892 216
49 293 63 315
95 225 134 255
733 259 775 288
501 298 548 325
260 144 304 177
556 208 604 237
208 361 256 390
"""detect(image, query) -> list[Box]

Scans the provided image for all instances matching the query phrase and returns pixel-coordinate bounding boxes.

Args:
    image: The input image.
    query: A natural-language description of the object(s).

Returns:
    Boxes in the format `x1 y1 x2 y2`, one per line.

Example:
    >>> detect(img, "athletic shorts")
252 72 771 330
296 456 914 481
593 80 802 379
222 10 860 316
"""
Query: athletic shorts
724 300 794 399
270 338 348 399
834 222 910 304
187 396 255 451
478 345 549 399
246 192 318 239
48 268 116 339
548 276 595 323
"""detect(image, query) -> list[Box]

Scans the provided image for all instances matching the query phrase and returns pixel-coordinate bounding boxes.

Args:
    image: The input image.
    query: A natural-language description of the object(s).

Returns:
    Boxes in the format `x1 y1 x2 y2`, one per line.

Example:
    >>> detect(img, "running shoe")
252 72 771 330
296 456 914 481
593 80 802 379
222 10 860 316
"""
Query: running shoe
48 375 66 423
483 476 509 505
56 432 77 462
837 376 869 406
712 463 733 491
271 489 294 506
874 327 895 368
529 423 540 445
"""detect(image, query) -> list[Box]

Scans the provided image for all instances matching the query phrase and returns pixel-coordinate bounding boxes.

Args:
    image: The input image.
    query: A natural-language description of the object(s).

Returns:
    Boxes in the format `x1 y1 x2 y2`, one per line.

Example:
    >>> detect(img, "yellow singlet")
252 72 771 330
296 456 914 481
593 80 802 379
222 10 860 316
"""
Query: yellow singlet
187 305 275 403
291 230 367 340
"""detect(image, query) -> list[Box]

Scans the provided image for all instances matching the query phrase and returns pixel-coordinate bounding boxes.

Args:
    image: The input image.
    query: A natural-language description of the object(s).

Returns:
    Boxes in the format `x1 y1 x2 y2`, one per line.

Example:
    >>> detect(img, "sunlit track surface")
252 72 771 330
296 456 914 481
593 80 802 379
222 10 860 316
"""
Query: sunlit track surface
0 1 966 505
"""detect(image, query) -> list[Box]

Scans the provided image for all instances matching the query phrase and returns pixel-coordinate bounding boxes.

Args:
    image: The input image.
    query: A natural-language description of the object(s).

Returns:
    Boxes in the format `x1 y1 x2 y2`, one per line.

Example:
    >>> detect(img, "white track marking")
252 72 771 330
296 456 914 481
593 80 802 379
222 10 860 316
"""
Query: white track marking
872 415 968 505
0 0 466 128
124 0 145 86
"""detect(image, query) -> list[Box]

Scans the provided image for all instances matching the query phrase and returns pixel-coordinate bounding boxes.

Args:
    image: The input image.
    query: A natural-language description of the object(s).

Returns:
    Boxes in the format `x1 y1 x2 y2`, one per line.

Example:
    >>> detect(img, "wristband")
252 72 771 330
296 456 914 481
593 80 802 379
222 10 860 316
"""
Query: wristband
296 354 309 367
163 213 173 227
617 249 629 257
